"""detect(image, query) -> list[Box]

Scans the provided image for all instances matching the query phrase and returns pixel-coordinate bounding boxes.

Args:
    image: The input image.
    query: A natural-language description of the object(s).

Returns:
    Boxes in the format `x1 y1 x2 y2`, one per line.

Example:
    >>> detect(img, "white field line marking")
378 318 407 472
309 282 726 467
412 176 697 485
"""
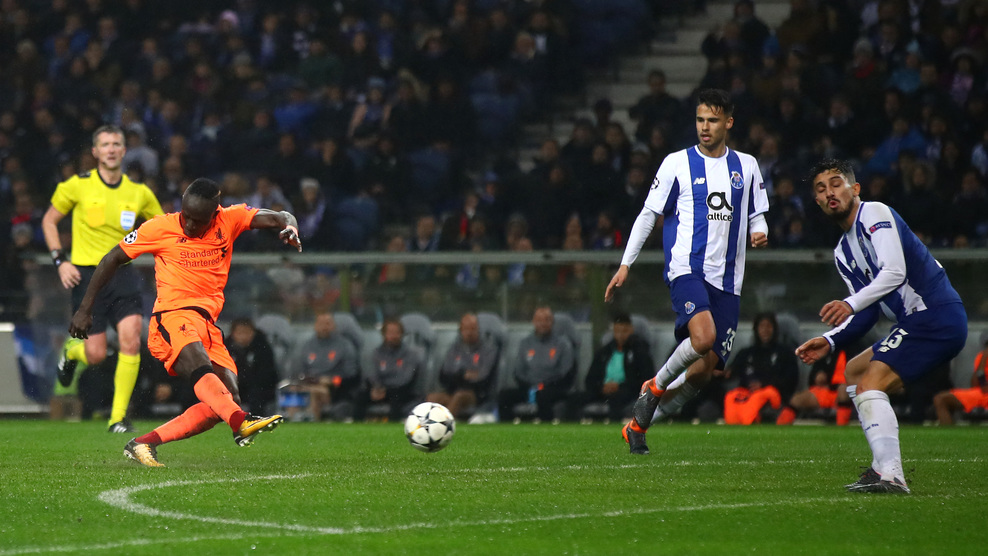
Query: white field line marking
5 483 848 556
325 457 984 476
2 458 980 556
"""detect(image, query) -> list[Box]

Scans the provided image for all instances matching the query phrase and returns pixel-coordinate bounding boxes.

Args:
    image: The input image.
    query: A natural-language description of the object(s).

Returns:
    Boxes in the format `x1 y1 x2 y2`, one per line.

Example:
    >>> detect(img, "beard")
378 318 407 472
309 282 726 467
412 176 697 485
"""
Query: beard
826 203 853 223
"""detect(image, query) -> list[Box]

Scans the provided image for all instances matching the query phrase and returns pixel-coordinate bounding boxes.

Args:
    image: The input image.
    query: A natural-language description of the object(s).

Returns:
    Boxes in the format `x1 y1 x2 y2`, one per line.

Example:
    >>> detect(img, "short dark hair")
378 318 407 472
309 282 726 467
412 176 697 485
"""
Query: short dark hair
185 177 221 200
613 313 632 325
696 89 734 117
382 317 403 335
230 317 255 332
92 124 124 146
807 158 856 187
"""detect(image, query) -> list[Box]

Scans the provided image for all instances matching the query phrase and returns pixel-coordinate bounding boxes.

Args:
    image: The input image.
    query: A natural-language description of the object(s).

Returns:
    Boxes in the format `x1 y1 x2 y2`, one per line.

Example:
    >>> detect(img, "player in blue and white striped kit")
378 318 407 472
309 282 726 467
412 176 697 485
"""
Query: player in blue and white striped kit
796 158 967 494
606 89 770 454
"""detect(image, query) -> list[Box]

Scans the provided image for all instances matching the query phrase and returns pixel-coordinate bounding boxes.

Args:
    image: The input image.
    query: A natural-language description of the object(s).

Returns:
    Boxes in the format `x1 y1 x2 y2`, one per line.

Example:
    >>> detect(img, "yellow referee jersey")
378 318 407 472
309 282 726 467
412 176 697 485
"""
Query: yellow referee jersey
50 170 164 266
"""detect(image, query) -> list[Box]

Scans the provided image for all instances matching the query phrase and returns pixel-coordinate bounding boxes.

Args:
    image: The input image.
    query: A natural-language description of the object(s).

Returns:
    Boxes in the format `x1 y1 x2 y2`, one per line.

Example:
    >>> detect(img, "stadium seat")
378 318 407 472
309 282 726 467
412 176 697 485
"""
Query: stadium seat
473 312 508 418
775 312 803 349
552 312 580 355
579 401 614 422
332 312 364 365
400 312 438 393
552 311 581 383
255 313 295 378
477 312 508 352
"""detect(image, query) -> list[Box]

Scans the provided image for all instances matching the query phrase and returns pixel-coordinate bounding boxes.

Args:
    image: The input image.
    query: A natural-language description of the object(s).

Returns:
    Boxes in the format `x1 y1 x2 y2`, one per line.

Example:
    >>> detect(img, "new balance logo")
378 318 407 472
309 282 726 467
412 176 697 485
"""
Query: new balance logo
693 177 705 185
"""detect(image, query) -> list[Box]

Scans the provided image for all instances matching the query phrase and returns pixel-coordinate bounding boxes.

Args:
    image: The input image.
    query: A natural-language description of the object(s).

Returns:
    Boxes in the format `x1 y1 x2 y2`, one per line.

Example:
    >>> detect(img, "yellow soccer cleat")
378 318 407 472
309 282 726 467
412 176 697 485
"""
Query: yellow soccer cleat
234 414 284 447
124 439 164 467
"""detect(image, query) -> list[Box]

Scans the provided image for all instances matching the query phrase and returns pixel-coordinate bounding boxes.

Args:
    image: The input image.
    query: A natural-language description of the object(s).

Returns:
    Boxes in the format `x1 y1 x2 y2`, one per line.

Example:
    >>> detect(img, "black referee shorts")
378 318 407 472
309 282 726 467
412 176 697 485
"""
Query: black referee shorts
71 264 145 334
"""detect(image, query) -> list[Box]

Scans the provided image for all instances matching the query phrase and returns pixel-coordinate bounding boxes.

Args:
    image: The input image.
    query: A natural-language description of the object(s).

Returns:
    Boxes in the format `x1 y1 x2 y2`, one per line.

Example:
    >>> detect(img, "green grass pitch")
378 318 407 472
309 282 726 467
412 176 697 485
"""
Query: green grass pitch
1 420 985 555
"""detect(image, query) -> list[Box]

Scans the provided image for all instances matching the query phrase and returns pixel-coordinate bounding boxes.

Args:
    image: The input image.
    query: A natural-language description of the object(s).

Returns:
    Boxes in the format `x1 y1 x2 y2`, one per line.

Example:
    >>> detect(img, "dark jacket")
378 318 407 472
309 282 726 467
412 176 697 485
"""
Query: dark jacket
730 341 799 402
229 331 280 413
438 338 499 400
584 334 654 402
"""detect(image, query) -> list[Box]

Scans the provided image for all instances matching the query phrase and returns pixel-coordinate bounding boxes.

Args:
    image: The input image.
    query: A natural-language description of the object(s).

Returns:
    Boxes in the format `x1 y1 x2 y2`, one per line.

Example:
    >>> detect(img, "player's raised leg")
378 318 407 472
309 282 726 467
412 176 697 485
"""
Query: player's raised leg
125 402 223 467
624 307 716 454
172 343 282 447
650 356 719 425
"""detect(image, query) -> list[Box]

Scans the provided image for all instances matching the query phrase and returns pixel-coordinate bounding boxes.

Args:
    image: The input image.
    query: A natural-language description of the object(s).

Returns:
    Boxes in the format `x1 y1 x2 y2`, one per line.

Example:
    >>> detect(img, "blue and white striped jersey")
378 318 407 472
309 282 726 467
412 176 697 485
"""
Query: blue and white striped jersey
643 145 769 294
824 201 963 346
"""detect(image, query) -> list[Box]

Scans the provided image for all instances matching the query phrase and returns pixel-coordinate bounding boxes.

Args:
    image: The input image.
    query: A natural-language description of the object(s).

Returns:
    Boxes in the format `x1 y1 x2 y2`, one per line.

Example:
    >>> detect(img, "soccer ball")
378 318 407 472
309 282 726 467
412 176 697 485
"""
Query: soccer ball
404 402 455 453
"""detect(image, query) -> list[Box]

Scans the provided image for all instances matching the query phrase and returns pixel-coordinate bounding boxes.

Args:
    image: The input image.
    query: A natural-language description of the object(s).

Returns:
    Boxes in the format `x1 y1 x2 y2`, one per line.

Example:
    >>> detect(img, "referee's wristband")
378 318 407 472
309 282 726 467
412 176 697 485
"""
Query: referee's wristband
51 249 66 267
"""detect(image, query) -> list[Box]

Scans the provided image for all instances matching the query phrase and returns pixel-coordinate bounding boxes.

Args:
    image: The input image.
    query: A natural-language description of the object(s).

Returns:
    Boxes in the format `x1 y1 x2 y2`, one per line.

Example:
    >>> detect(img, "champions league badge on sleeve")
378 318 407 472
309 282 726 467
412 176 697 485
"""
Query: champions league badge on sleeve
124 230 138 244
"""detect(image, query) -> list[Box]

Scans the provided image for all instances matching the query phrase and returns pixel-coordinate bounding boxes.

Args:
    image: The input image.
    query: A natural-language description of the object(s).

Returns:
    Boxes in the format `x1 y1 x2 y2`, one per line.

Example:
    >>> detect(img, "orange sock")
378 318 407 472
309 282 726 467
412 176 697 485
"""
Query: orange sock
836 406 852 426
152 403 222 444
643 378 662 397
776 406 797 425
628 419 646 433
193 373 246 431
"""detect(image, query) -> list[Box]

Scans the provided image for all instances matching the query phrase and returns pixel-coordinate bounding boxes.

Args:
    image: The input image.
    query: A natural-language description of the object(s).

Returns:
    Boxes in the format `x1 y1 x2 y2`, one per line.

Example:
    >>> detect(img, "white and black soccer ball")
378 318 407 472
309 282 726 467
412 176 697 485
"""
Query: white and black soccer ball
404 402 455 453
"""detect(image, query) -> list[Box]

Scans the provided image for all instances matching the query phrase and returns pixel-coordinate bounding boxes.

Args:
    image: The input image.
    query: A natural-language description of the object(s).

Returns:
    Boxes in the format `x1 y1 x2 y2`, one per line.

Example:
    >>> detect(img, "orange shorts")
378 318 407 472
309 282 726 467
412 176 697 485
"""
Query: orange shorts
951 388 988 413
148 309 236 375
809 386 838 409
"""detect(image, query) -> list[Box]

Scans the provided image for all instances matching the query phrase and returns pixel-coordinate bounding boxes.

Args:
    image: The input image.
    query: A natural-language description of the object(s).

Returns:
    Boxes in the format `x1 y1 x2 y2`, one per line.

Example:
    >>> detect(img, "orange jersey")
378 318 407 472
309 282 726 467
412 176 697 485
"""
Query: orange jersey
119 204 259 320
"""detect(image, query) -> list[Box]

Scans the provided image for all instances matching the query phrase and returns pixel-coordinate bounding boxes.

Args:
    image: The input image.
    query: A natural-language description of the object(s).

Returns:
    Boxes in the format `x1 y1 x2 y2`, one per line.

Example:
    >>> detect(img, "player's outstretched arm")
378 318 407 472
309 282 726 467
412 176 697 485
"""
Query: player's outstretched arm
250 209 302 252
69 245 133 339
605 265 629 302
795 336 831 365
606 208 659 302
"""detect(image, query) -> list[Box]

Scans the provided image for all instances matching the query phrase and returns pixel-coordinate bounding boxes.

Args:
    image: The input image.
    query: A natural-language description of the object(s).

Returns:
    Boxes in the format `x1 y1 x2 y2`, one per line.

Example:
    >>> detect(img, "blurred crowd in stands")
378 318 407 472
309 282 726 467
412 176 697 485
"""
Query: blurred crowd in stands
0 0 653 260
2 0 987 264
697 0 988 249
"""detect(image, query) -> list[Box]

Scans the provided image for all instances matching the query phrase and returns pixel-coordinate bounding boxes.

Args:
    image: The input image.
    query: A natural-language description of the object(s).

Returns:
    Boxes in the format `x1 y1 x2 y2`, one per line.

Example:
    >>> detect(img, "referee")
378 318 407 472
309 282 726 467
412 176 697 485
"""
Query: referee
42 124 164 433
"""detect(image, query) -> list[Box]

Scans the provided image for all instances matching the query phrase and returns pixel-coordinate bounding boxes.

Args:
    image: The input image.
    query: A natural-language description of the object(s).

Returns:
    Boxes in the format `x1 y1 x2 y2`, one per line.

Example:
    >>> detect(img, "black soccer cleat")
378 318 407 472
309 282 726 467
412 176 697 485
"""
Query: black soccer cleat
632 378 663 429
56 338 83 388
622 420 650 455
845 467 882 491
848 472 910 494
108 420 136 434
870 477 911 494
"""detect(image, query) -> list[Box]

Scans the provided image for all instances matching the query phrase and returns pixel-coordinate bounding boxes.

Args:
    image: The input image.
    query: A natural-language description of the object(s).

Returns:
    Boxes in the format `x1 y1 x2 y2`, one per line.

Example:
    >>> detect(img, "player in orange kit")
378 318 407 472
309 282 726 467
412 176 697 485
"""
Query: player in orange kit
69 178 302 467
